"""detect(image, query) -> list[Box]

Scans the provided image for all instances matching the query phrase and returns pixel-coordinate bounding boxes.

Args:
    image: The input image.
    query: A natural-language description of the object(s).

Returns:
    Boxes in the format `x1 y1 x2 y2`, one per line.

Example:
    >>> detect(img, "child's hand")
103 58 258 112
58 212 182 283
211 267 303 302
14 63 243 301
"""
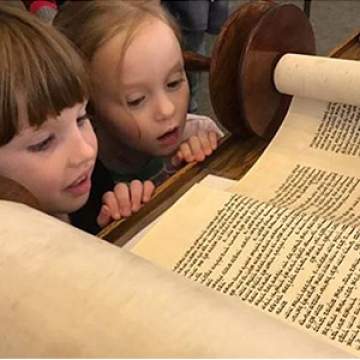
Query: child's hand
173 131 219 165
97 180 155 228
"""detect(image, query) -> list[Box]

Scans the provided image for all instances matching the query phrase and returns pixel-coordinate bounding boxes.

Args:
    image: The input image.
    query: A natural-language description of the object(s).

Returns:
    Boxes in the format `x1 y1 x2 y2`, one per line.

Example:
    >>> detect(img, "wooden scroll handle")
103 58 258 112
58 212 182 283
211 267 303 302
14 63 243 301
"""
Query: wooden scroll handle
183 51 211 72
0 175 41 210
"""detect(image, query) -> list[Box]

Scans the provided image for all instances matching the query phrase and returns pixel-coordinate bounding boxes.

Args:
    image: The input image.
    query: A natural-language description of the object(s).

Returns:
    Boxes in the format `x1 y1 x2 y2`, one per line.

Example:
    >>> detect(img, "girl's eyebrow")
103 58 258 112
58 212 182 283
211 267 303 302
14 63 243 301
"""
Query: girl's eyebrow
77 113 88 121
9 126 47 148
19 128 49 145
18 124 44 137
168 61 184 74
120 60 184 90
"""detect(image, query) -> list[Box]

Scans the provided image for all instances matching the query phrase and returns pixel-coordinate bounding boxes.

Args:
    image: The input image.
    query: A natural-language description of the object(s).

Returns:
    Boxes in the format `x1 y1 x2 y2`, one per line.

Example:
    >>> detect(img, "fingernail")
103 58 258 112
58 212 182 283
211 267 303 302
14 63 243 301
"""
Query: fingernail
123 208 131 217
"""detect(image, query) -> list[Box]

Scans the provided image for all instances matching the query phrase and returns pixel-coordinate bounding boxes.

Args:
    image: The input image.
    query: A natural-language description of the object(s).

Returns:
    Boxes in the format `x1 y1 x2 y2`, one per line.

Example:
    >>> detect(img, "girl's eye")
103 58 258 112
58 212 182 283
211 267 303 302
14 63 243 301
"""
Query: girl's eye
77 113 90 127
28 135 54 152
126 96 145 108
167 78 184 89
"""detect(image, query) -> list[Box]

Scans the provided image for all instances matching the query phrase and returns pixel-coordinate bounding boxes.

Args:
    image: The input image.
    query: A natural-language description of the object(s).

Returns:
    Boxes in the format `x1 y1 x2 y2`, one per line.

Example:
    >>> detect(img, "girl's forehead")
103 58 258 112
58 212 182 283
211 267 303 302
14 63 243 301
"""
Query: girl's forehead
91 17 181 91
90 31 125 91
125 18 179 58
122 21 182 80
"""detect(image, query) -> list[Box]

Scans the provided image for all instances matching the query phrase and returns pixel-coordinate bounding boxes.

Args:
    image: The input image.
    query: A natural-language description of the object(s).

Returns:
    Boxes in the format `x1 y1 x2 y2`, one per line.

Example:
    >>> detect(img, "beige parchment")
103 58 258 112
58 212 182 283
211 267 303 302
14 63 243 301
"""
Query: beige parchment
0 200 349 358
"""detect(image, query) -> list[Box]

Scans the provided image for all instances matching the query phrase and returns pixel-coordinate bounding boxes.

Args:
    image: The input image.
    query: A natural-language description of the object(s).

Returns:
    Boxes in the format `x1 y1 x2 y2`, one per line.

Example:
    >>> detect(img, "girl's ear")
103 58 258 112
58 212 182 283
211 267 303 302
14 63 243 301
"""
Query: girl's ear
0 175 41 211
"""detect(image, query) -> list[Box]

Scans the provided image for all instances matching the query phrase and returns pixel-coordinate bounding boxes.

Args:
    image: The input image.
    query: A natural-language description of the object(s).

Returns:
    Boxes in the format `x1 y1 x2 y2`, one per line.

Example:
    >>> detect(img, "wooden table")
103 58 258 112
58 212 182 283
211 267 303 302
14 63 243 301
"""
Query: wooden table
99 29 360 246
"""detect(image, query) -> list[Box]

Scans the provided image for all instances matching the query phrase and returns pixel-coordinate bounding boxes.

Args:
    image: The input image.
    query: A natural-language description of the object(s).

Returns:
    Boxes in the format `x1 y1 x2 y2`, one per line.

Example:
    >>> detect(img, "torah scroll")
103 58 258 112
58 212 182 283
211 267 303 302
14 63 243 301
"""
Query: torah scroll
131 53 360 357
0 201 350 357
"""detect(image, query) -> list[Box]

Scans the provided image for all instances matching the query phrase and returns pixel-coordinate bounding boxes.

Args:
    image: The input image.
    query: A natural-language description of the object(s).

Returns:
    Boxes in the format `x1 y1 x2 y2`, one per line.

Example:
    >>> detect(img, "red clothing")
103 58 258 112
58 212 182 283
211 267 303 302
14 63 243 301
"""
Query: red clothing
29 0 57 13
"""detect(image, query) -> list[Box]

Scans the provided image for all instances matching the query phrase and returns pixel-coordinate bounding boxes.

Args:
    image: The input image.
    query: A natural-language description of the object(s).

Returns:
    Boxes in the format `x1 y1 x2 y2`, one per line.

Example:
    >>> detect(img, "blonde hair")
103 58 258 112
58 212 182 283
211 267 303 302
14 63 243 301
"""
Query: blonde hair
54 1 182 144
0 4 89 145
54 0 180 68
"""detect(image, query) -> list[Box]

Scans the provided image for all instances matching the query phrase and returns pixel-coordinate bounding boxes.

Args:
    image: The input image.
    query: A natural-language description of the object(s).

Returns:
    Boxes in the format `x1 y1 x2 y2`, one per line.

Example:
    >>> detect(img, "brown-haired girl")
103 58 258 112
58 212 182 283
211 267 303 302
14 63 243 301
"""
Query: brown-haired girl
0 4 135 233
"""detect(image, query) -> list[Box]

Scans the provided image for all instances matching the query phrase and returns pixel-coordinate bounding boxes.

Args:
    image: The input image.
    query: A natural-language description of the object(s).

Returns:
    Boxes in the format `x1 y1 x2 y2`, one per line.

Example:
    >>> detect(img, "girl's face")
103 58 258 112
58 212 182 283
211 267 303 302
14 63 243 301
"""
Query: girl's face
91 17 189 157
0 100 97 217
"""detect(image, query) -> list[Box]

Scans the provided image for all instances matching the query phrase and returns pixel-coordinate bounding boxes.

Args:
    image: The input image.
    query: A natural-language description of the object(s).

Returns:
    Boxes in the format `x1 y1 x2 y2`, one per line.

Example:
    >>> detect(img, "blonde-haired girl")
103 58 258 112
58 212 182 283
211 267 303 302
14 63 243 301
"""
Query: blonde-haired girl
54 0 223 222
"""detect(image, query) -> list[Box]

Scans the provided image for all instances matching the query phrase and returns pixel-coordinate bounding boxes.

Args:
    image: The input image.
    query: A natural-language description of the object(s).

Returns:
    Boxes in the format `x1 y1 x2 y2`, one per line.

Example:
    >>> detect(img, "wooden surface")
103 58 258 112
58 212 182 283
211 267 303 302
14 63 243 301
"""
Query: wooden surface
100 28 360 245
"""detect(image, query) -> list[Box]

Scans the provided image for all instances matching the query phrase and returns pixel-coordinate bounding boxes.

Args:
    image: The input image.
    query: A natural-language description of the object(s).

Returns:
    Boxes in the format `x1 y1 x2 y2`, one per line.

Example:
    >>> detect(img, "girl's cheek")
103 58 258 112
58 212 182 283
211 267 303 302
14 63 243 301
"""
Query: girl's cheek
88 127 98 152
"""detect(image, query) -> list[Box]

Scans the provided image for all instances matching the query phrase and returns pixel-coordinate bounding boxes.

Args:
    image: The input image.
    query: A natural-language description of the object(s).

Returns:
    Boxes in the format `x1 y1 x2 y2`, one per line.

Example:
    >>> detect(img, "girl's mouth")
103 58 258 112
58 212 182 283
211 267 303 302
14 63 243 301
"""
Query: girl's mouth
65 171 92 197
157 127 180 146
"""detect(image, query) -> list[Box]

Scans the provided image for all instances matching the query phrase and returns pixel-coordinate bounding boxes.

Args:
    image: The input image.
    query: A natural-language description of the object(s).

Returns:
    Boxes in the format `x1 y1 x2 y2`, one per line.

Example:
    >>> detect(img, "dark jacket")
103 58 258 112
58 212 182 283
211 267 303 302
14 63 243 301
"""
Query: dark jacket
162 0 229 34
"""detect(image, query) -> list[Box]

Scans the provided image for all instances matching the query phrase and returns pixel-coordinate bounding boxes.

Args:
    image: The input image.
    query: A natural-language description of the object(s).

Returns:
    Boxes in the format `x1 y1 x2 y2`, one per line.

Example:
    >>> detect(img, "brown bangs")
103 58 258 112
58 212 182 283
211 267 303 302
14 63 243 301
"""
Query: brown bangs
0 5 89 145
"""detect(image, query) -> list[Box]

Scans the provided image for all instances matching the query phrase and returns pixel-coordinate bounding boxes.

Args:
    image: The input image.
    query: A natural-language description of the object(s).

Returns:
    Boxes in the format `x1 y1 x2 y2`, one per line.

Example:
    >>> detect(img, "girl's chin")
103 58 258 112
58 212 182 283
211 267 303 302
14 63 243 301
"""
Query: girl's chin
154 145 179 157
58 193 91 214
132 141 180 159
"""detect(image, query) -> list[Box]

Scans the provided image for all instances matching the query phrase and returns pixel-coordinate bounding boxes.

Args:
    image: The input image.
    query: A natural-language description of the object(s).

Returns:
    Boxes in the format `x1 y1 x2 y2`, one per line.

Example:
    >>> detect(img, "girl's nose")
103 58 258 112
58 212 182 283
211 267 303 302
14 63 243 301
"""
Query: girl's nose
154 92 176 121
69 128 97 168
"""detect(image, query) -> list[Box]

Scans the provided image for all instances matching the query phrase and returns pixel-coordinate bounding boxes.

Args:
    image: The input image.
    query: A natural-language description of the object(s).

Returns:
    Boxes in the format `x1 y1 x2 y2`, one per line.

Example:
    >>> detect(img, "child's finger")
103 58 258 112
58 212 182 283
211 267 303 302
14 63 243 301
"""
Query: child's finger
96 204 111 228
179 142 194 163
197 131 213 157
113 183 132 217
129 180 143 212
102 191 121 219
209 131 218 150
189 136 205 162
171 151 184 167
142 180 155 202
